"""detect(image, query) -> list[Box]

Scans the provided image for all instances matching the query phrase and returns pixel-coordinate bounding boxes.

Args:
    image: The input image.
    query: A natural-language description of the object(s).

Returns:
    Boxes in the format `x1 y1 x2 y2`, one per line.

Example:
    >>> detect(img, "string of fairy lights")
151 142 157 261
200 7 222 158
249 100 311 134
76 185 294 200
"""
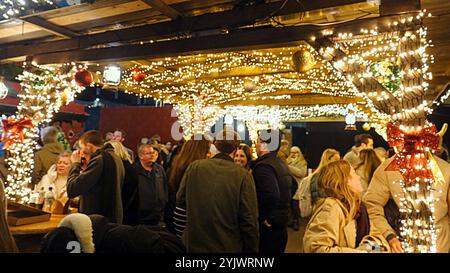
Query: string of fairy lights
1 5 445 252
4 62 84 202
390 121 440 253
433 87 450 107
173 96 225 139
324 10 438 252
173 103 372 141
121 44 358 105
397 176 438 253
328 10 433 124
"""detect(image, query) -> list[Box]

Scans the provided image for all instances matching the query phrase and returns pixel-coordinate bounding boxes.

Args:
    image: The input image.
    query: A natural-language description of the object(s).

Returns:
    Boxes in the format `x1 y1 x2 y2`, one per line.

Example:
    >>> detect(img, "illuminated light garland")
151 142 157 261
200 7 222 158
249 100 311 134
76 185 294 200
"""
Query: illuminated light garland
386 122 439 252
225 106 283 141
398 177 438 253
320 12 439 252
121 45 358 105
4 62 84 202
173 95 225 139
433 87 450 107
224 104 369 141
278 104 368 121
329 10 433 123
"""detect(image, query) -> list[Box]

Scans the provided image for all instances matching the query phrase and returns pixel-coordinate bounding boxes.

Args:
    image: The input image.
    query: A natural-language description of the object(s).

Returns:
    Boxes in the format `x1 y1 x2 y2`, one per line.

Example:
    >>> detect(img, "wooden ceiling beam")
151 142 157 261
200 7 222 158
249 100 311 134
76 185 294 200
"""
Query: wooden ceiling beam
427 82 450 103
379 0 421 16
141 0 183 19
0 0 371 60
21 16 79 38
31 9 423 65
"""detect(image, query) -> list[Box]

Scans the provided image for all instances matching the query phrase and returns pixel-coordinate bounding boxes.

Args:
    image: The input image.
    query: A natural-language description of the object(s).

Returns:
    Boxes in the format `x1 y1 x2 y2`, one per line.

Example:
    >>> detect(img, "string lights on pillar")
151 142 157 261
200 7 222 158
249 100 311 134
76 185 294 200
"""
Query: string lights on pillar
3 62 84 202
386 122 440 253
330 10 433 123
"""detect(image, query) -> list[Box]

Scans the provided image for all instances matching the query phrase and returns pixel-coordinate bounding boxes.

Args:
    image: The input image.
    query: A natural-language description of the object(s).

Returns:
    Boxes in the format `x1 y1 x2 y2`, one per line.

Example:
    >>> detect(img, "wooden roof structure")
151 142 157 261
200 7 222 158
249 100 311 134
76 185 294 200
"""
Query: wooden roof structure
0 0 449 109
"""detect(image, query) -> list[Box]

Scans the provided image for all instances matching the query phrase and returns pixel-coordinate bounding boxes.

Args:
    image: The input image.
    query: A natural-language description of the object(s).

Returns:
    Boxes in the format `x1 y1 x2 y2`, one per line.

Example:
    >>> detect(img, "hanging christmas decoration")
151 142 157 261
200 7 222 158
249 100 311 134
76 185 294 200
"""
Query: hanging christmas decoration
292 48 316 73
369 61 402 92
1 116 34 150
385 123 439 183
74 68 93 87
243 79 256 92
362 122 371 131
131 68 146 82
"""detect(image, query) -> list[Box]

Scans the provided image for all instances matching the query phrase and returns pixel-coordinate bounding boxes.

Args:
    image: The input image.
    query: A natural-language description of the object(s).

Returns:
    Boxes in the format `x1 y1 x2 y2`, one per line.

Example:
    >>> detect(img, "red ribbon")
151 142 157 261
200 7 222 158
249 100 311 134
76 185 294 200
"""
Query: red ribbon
1 116 34 150
385 123 440 184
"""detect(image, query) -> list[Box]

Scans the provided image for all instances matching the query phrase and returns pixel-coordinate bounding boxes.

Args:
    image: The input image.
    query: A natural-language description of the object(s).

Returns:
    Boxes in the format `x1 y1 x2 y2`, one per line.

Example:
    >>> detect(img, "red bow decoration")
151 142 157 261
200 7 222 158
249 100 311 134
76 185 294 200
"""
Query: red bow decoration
385 122 440 184
1 116 34 150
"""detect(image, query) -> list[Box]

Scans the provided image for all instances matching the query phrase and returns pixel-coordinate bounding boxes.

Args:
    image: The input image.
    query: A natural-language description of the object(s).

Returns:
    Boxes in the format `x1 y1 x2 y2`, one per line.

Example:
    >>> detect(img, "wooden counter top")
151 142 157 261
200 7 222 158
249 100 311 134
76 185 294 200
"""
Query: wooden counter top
10 214 66 235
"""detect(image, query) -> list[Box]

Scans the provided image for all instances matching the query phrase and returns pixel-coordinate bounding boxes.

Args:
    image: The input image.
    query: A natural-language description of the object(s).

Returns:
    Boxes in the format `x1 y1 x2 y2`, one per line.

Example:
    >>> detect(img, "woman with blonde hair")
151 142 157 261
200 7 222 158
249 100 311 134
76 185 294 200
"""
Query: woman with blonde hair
36 151 72 199
316 148 340 171
107 140 133 164
107 140 138 225
296 148 340 218
287 146 307 230
355 149 381 196
1 180 18 252
303 160 389 253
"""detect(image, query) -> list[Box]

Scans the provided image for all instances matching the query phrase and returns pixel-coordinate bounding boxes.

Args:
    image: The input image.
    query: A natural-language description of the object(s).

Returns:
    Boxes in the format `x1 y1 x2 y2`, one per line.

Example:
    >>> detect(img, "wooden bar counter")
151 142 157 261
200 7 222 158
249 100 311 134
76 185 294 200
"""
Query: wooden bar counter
10 213 68 253
10 213 65 235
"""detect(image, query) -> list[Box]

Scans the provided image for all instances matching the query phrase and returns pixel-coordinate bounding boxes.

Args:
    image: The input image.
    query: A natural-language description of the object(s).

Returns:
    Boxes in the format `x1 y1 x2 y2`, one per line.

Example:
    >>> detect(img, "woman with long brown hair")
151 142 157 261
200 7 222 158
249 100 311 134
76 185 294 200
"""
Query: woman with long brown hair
233 144 253 170
355 149 381 196
165 136 210 235
303 160 389 253
0 180 18 253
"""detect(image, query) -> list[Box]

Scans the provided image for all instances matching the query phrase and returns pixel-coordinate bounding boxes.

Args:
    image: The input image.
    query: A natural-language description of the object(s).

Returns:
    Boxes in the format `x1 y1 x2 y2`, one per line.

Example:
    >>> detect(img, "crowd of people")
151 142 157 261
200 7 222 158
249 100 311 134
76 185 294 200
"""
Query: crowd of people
1 127 450 253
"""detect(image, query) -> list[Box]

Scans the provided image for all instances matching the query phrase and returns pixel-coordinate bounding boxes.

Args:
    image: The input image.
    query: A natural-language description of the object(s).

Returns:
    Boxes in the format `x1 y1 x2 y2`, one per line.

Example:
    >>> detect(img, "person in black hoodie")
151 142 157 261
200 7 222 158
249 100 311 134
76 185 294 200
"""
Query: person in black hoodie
67 130 125 224
251 129 295 253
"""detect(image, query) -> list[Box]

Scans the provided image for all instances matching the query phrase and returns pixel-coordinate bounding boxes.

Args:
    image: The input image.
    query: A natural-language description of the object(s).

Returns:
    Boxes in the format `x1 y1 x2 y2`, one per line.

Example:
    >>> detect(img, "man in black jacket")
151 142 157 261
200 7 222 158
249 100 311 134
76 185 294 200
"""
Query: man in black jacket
251 129 294 253
67 130 125 224
134 144 168 226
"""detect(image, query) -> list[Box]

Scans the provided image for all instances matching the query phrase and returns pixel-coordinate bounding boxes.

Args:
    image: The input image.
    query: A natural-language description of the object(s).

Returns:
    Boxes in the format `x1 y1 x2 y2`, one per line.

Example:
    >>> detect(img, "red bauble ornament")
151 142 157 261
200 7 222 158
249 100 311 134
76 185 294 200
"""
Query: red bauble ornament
131 68 146 82
74 69 93 87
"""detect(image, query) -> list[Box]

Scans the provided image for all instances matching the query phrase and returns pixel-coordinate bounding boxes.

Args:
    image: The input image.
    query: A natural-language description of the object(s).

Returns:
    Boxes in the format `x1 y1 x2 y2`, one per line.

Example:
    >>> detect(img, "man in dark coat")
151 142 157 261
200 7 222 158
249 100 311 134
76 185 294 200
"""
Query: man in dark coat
251 129 295 253
177 129 259 253
67 130 125 224
134 144 168 226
